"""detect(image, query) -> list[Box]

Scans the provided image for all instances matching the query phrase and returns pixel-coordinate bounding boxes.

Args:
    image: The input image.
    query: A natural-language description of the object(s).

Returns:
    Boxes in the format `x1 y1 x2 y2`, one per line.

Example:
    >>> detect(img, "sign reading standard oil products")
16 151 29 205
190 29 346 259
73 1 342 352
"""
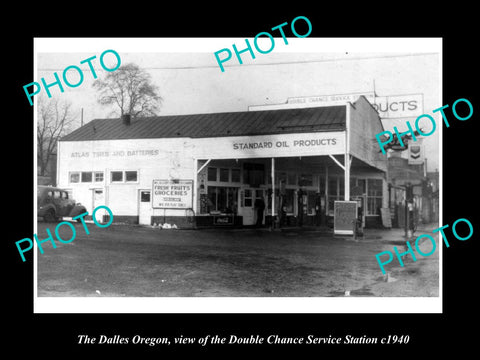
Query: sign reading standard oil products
152 179 193 209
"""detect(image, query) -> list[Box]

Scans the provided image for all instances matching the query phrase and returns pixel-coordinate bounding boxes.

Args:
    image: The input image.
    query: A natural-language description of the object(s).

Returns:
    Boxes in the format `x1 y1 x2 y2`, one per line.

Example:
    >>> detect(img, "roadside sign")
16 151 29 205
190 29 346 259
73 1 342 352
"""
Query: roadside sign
334 201 358 235
251 92 424 120
152 179 193 209
372 94 424 118
408 143 424 165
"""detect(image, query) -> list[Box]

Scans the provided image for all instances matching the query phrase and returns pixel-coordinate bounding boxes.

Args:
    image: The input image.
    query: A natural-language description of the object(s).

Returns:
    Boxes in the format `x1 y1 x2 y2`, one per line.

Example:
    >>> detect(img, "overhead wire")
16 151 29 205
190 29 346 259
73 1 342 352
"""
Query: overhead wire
36 52 439 72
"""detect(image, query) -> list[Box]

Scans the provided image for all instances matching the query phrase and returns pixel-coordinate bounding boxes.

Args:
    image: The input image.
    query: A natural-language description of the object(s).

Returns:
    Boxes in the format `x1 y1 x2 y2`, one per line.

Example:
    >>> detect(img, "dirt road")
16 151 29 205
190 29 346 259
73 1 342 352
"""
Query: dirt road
36 222 439 297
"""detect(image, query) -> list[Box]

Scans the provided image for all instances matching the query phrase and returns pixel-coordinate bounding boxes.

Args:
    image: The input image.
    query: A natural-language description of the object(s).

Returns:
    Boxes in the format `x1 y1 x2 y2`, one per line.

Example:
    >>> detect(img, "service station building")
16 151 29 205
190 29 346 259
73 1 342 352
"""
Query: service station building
57 95 388 229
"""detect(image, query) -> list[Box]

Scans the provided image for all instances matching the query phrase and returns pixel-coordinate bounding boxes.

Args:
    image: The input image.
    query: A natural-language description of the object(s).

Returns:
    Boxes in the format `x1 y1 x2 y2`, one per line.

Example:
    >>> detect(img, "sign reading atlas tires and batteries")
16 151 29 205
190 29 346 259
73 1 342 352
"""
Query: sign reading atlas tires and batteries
152 179 193 209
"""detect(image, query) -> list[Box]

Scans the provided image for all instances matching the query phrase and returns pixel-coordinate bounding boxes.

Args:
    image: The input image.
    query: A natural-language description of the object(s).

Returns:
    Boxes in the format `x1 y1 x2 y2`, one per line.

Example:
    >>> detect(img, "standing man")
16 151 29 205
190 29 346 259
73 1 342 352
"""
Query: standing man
255 196 266 227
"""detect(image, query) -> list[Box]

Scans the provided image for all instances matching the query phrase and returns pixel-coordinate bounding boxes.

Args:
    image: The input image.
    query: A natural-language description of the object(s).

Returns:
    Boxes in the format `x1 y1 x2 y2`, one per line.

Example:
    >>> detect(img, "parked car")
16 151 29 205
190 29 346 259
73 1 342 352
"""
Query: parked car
37 186 87 222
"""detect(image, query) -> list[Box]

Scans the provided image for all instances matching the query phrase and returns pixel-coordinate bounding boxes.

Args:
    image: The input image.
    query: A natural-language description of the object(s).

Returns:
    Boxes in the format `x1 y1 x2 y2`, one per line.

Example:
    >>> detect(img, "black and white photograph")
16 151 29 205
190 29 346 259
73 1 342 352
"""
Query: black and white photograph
7 8 479 356
32 38 441 313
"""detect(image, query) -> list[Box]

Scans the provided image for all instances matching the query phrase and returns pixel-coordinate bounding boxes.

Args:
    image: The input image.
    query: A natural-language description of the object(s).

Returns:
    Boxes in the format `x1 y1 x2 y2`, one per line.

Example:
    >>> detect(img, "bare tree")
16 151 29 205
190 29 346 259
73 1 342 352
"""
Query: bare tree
93 63 162 119
37 96 75 177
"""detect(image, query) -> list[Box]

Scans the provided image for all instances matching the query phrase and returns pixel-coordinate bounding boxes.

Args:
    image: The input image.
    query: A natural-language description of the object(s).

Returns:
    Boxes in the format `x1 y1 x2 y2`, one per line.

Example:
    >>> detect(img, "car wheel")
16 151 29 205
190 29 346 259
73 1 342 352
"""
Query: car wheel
44 209 57 222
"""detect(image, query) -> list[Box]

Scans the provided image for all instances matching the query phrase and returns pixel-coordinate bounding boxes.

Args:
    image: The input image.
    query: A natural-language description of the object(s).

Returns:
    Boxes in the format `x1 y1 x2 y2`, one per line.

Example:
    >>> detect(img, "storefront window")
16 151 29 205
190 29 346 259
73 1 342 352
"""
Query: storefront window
219 168 229 182
231 169 241 183
328 178 337 196
367 197 382 216
111 171 123 182
217 187 227 209
110 170 138 183
125 171 137 182
207 187 217 212
70 171 104 183
207 186 238 213
326 177 382 215
81 172 92 182
94 172 104 182
207 167 217 181
70 172 80 183
228 188 238 213
327 176 350 212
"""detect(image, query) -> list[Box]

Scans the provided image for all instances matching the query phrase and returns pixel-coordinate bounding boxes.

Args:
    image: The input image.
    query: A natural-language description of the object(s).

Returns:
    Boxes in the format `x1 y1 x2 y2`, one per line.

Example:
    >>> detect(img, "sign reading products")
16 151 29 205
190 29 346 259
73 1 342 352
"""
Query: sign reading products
372 94 423 119
152 179 193 209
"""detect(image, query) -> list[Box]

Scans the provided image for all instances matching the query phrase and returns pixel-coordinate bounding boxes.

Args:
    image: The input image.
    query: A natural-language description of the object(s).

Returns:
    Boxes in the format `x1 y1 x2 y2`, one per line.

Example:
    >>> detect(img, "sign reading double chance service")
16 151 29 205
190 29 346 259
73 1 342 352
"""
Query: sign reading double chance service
152 179 193 209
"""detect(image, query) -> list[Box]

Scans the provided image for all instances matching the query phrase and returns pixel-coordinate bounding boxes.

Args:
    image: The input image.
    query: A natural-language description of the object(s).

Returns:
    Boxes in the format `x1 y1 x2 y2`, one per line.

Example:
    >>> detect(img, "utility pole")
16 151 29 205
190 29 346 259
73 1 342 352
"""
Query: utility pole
405 194 409 239
405 183 413 239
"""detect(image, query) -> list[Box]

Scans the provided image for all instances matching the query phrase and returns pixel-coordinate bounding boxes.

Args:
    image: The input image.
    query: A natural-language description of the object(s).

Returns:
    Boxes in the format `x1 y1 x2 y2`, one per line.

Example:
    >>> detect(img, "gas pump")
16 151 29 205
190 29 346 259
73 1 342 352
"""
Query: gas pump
405 183 414 238
297 189 306 227
351 195 365 232
314 192 322 226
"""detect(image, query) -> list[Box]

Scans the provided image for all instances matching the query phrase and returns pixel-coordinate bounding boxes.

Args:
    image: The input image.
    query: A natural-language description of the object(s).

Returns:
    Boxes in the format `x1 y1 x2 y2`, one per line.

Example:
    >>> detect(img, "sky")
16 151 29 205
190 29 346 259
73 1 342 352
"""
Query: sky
35 38 441 171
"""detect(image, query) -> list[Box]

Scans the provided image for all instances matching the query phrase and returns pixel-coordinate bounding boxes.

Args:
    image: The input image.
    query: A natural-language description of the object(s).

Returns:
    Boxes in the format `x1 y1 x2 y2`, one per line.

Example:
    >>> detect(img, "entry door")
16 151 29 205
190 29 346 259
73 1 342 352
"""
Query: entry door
138 190 152 225
241 188 265 225
92 189 105 223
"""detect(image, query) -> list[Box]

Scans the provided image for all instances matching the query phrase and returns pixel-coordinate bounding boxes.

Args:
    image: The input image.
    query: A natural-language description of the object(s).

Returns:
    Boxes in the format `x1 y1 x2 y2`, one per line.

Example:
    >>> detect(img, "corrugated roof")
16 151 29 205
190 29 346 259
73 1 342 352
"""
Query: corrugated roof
61 105 346 142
